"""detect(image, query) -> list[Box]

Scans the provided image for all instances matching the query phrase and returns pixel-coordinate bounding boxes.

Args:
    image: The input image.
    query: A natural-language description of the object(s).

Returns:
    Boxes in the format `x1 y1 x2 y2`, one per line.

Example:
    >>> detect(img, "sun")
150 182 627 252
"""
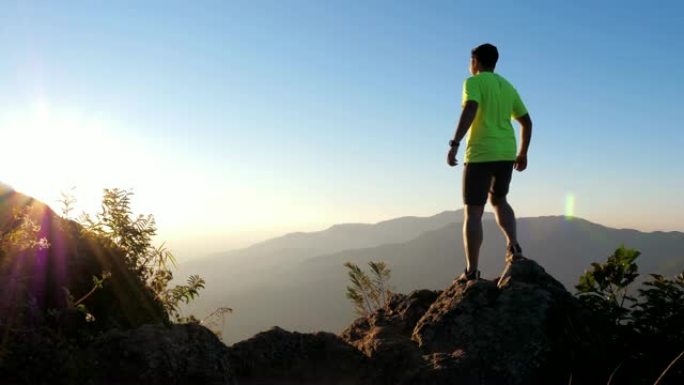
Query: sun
0 101 138 214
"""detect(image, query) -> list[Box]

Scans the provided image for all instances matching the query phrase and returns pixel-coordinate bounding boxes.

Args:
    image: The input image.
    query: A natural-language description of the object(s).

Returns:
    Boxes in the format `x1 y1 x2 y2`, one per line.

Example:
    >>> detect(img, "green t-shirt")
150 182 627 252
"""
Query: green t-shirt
461 72 528 163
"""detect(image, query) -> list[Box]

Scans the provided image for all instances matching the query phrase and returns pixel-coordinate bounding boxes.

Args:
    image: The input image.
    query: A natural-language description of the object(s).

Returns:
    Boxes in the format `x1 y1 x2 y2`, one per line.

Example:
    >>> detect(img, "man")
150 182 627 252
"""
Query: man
447 43 532 287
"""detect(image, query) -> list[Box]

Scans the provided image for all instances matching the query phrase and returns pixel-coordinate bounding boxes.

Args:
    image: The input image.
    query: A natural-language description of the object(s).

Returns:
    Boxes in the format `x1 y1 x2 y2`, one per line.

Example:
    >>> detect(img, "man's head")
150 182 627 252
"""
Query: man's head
470 43 498 75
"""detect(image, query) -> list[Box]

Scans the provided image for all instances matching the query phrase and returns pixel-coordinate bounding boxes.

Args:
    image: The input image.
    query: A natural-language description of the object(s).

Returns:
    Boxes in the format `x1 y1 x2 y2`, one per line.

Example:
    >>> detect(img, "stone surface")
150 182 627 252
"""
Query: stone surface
337 259 591 385
88 323 234 385
340 289 440 383
411 259 580 384
227 326 374 385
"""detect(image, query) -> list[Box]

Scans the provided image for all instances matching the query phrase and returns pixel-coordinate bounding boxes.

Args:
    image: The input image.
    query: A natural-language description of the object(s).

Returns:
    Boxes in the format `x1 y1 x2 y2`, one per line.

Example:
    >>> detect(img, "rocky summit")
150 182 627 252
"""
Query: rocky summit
229 258 599 385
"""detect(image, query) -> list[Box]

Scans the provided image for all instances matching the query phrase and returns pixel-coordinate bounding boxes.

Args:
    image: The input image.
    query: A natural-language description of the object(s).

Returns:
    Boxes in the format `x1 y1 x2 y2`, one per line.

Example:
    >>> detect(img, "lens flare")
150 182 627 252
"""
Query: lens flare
565 193 575 219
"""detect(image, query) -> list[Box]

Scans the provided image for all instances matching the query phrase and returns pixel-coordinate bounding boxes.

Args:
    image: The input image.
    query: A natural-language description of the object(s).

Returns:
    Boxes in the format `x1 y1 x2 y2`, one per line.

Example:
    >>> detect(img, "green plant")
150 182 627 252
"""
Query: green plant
199 307 233 340
58 187 77 219
631 272 684 342
162 274 206 320
0 207 50 253
60 271 113 322
344 261 392 317
79 188 205 321
575 247 684 384
575 245 639 325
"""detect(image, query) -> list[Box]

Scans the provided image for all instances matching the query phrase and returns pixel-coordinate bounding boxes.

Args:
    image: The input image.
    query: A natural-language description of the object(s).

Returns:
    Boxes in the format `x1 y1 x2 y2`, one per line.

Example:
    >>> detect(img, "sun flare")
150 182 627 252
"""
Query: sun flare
565 193 575 219
0 101 144 213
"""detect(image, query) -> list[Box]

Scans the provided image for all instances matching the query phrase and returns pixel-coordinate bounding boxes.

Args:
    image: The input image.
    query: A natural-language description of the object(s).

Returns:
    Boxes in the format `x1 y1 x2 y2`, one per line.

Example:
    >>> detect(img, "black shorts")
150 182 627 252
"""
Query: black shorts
463 161 514 205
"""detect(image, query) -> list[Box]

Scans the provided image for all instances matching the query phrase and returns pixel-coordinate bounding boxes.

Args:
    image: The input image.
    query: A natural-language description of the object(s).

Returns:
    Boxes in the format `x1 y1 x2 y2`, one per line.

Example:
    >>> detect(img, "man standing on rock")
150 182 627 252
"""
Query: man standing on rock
446 43 532 286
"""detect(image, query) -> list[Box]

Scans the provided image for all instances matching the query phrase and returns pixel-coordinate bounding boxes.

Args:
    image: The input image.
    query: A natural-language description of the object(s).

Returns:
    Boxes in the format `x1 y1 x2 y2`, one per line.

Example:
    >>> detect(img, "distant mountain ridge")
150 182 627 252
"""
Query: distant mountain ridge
227 210 490 256
184 210 488 289
178 212 684 343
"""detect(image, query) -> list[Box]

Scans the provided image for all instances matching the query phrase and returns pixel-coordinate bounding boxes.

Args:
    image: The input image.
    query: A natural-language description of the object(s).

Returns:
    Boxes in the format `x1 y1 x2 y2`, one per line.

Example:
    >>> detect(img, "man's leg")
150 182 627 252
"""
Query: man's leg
489 162 524 288
463 204 485 274
493 194 523 288
460 163 489 280
489 194 518 248
489 161 522 255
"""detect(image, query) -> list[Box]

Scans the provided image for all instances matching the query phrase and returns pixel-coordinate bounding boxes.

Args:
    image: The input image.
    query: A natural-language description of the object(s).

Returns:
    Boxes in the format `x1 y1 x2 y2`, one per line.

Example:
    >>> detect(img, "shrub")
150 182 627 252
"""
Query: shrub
79 188 204 322
575 246 684 384
344 261 392 317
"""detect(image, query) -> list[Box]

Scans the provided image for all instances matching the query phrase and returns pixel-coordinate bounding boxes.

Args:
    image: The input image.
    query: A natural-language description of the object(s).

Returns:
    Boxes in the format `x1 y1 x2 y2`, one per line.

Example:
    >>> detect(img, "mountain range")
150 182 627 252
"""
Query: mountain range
177 211 684 343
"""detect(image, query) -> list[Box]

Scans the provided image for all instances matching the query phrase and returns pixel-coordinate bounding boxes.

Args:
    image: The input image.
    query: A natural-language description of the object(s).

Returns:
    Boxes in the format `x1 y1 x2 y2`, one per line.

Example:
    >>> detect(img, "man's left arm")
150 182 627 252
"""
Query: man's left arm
513 113 532 171
447 100 478 167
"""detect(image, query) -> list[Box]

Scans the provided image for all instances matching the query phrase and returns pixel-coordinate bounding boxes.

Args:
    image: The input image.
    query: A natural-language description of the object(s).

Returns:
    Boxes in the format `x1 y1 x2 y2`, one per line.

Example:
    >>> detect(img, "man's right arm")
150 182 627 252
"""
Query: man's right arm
514 113 532 172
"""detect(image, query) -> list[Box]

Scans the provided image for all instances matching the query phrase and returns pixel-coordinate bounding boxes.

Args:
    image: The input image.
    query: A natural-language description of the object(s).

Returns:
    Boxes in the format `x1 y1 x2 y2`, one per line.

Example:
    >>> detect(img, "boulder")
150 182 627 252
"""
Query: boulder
88 323 234 385
411 259 582 384
340 289 440 383
337 259 595 385
227 326 374 385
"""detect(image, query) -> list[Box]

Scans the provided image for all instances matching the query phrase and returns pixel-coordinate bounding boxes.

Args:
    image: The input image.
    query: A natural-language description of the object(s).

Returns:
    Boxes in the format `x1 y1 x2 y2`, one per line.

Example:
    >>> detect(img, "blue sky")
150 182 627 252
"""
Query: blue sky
1 1 683 259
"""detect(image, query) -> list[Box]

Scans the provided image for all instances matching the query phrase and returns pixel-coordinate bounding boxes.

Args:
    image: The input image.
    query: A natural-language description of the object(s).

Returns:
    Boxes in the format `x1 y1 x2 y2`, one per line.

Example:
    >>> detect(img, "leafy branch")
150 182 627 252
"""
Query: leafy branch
576 245 639 325
76 188 206 322
344 261 393 317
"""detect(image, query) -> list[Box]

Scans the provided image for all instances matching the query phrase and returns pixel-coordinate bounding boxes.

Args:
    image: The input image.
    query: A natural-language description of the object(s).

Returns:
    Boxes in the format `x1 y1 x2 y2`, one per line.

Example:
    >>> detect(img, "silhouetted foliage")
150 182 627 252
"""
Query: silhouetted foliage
79 188 205 321
632 273 684 346
575 246 684 384
576 245 640 326
344 261 392 317
0 188 209 384
199 306 234 341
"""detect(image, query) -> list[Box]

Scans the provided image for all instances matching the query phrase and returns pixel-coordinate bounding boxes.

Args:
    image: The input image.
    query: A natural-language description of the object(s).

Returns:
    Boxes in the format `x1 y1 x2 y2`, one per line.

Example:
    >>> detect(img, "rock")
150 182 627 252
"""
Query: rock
409 259 584 384
340 290 440 383
88 323 234 385
338 259 593 385
227 326 374 385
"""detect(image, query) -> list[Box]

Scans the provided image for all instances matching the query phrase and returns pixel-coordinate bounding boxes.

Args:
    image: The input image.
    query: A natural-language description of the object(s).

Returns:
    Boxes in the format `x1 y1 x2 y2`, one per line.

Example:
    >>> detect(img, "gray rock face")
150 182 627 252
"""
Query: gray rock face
412 259 579 384
338 259 589 385
89 323 234 385
340 290 440 383
226 326 374 385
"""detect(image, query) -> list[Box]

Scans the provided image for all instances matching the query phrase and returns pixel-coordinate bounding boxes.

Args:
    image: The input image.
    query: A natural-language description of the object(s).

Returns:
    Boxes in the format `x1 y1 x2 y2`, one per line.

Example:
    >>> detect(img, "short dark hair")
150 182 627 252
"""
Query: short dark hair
471 43 499 69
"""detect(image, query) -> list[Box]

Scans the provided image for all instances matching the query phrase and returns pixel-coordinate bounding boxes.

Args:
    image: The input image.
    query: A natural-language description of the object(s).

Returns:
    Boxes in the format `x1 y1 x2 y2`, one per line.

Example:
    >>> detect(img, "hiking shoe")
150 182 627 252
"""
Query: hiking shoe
455 269 481 285
505 243 526 263
498 244 526 288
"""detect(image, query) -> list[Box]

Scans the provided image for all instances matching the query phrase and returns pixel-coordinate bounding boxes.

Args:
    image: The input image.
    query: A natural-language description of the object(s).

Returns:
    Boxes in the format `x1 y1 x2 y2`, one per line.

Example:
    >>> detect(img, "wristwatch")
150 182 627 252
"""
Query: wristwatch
449 140 459 147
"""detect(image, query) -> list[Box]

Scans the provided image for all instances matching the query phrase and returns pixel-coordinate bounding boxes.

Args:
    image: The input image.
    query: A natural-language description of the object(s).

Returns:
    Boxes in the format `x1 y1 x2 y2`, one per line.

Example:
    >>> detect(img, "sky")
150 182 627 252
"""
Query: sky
1 1 683 261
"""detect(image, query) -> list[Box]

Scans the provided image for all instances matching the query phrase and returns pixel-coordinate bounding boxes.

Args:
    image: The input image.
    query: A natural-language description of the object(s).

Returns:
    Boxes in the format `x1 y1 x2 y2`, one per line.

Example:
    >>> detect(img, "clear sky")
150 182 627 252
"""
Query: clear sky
1 1 683 260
